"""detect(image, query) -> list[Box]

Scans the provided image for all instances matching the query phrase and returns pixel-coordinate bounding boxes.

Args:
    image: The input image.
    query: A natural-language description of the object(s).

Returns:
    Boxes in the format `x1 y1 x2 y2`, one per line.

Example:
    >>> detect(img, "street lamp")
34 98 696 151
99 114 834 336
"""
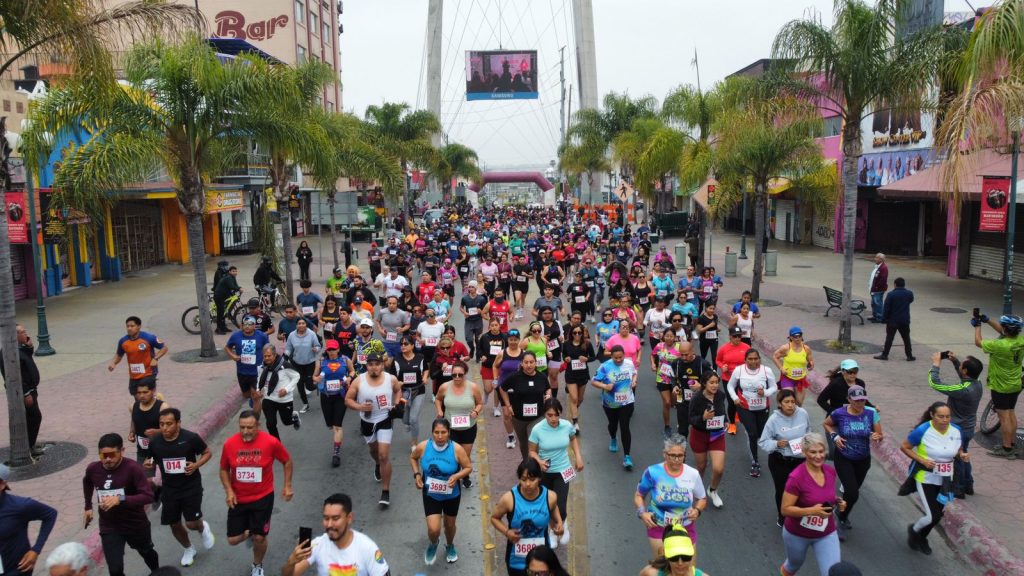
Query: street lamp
739 182 749 259
1003 129 1021 315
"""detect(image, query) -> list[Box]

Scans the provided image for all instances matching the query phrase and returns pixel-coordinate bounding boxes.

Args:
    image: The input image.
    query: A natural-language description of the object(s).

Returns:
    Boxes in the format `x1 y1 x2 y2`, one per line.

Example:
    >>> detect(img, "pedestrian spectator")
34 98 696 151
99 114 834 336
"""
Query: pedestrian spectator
868 253 888 323
296 241 313 282
0 324 43 455
873 277 914 361
214 266 241 334
973 313 1024 459
44 542 93 576
927 351 983 498
0 462 58 576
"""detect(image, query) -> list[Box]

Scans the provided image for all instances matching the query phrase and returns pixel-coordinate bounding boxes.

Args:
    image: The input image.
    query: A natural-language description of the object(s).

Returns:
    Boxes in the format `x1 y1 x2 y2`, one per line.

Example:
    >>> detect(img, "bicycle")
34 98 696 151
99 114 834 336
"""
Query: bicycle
257 281 289 314
980 398 1001 434
181 290 243 334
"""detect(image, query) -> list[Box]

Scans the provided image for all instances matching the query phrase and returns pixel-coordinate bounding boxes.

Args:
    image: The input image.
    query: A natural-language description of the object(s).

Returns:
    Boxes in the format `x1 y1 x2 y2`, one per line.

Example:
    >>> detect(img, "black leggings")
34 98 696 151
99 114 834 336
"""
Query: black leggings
768 452 804 517
293 361 316 406
737 408 770 464
912 482 945 538
699 339 718 366
465 323 483 357
541 471 570 522
262 400 295 440
101 530 159 576
603 403 634 455
674 400 690 437
834 452 871 522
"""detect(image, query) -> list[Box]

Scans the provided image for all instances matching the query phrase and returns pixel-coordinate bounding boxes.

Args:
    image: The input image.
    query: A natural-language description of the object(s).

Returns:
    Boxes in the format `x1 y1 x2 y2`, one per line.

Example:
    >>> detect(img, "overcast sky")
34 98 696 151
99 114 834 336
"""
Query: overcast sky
340 0 982 169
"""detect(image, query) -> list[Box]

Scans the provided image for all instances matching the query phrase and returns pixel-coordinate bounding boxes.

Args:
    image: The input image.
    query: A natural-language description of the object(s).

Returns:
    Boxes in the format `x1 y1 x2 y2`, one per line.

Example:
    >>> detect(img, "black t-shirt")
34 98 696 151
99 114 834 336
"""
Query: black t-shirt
671 357 713 398
501 371 549 421
477 331 508 365
147 429 207 497
333 322 358 357
567 282 589 307
561 340 596 382
391 353 426 392
696 314 719 341
542 321 564 361
461 294 488 324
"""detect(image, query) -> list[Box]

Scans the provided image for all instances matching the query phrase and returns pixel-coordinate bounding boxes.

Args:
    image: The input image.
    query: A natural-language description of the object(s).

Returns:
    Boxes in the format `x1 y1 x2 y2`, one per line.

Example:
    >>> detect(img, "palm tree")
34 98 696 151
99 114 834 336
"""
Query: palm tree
362 103 442 230
434 142 481 204
0 1 199 467
771 0 956 347
23 37 286 360
713 95 834 300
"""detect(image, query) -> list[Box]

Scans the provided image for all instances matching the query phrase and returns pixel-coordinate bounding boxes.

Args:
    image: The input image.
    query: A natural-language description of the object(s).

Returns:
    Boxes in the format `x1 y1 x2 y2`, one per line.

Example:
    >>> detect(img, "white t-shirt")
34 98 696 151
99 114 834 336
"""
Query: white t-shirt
643 308 672 336
306 531 389 576
383 275 409 298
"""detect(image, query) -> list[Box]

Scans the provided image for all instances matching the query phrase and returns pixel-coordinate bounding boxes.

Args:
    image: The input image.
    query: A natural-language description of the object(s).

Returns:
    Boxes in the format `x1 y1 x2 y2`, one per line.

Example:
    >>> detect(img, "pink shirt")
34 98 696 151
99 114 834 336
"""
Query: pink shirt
783 463 838 539
606 334 642 367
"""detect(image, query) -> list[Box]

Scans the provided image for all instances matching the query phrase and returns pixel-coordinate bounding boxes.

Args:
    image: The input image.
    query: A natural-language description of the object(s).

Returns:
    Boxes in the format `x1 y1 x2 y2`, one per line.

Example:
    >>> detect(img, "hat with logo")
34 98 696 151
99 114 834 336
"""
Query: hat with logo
729 326 744 336
661 524 696 558
325 340 340 350
358 318 374 328
847 385 869 401
365 351 385 363
839 359 859 371
789 326 803 337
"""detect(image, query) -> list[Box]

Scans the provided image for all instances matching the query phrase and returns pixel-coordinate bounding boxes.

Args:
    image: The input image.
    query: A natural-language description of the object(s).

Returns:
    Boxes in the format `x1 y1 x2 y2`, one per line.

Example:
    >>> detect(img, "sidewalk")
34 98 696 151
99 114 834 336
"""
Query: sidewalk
701 231 1024 575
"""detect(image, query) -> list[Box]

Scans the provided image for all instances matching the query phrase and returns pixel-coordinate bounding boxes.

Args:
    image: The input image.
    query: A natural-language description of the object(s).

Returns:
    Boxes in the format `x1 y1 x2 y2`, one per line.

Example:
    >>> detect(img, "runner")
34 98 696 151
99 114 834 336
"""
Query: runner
477 318 508 416
822 385 882 541
285 318 321 415
375 296 411 360
523 321 552 376
417 272 437 306
592 344 639 471
638 524 705 576
225 317 270 407
567 271 592 323
715 326 749 435
460 281 488 359
411 418 473 565
772 326 814 407
245 298 275 336
652 327 686 438
82 433 159 576
108 316 167 396
729 302 755 346
758 389 810 527
313 340 355 467
255 344 301 439
670 341 713 439
688 372 728 509
561 323 596 432
427 289 452 323
605 319 642 368
513 255 532 319
296 280 324 329
127 380 166 505
489 459 563 576
345 352 403 508
528 398 584 547
695 303 719 365
434 361 483 487
220 410 294 576
540 307 565 397
391 335 428 451
382 267 409 300
645 298 673 359
494 329 526 449
318 298 340 342
0 462 57 576
779 433 844 576
596 309 620 359
482 286 513 334
634 435 707 555
726 349 778 479
145 408 215 567
499 352 550 461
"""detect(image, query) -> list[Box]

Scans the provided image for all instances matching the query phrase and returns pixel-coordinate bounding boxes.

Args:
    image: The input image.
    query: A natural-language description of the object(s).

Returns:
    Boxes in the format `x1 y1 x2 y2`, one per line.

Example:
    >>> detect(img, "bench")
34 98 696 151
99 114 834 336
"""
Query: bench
823 286 866 325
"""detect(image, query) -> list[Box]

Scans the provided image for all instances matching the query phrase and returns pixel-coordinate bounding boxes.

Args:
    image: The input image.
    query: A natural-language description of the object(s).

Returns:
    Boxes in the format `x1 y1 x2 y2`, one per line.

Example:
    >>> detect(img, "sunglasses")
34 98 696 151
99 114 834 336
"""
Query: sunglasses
531 329 541 333
667 555 693 563
452 373 465 378
439 346 452 351
572 331 583 335
844 369 859 374
426 313 436 317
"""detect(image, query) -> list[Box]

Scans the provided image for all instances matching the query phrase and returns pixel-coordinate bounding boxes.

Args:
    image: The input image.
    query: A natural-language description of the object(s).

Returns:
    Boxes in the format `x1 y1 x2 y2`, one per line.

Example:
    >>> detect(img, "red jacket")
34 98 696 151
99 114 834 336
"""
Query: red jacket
870 263 888 293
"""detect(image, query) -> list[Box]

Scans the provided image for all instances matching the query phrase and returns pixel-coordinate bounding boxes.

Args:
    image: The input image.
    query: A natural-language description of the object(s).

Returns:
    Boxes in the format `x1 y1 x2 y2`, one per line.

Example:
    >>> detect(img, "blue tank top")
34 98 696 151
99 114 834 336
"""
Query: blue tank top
318 357 350 396
506 485 550 571
420 441 460 501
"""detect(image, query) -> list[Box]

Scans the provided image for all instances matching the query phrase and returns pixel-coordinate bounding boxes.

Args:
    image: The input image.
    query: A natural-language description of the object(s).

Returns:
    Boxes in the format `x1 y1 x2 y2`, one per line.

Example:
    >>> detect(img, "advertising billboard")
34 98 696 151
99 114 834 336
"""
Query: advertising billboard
466 50 538 101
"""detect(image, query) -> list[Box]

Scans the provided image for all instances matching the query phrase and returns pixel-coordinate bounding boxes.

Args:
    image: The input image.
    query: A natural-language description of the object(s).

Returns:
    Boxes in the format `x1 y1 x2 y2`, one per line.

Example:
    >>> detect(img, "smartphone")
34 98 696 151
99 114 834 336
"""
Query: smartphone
821 501 834 514
973 307 981 319
299 526 312 548
940 351 950 360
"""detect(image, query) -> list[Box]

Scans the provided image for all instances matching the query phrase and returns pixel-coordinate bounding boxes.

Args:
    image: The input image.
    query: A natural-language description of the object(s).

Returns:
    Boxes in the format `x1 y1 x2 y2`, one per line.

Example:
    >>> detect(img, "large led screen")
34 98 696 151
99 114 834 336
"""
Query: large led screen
466 50 538 101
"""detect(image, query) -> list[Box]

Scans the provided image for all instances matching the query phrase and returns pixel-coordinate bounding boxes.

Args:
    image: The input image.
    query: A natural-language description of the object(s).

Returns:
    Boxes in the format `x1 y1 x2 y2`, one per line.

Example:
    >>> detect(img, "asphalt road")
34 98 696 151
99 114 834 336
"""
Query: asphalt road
116 303 970 576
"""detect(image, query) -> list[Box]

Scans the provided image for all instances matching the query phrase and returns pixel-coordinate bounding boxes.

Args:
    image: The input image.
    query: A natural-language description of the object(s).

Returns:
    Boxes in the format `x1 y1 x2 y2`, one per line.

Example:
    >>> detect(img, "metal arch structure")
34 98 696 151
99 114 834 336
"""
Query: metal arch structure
469 172 556 206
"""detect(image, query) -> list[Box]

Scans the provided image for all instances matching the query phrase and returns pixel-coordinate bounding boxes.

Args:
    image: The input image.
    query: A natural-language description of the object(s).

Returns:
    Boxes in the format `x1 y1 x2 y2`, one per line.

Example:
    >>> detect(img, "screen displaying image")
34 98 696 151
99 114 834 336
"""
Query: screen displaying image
466 50 538 101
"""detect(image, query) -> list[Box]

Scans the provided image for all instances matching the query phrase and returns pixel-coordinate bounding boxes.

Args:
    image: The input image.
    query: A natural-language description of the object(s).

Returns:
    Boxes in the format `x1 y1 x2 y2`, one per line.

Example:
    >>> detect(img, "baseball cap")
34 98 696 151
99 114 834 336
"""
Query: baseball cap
508 329 521 337
0 462 9 482
358 318 374 328
365 351 385 363
662 524 696 558
789 326 803 337
847 385 869 401
241 316 257 326
247 298 261 307
828 562 863 576
325 340 340 350
729 326 744 336
468 280 478 287
371 241 378 247
839 359 859 371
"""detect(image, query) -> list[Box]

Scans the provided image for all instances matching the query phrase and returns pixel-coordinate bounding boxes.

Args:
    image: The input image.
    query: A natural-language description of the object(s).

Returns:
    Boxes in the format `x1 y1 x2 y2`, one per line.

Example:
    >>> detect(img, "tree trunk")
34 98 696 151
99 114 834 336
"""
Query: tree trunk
184 205 217 357
751 182 767 302
839 126 863 348
0 188 32 466
271 158 297 302
401 159 410 232
328 192 339 269
696 205 707 272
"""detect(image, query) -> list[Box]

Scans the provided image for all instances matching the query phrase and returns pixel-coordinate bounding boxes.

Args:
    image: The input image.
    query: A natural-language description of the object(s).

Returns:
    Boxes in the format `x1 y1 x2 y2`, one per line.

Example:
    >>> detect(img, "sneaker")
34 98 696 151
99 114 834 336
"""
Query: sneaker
292 414 301 430
907 356 917 361
727 423 737 435
609 438 618 453
839 518 852 530
987 445 1018 460
574 423 581 435
873 354 889 361
777 516 783 528
299 404 310 414
374 464 382 482
837 522 847 542
445 544 459 563
749 463 761 478
708 488 723 508
965 486 975 496
664 426 672 439
506 435 516 449
559 522 571 546
494 407 502 418
379 490 390 508
424 541 438 565
548 528 559 550
180 546 197 566
152 486 162 512
201 520 216 549
462 476 472 488
251 564 264 576
920 536 933 555
331 454 341 468
907 524 921 551
623 455 634 471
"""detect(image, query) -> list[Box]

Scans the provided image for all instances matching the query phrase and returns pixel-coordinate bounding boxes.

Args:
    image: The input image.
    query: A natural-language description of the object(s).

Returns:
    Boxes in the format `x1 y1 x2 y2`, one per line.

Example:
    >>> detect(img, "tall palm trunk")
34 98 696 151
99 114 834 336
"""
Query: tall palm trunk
751 182 767 301
0 190 31 466
272 158 296 301
839 125 863 347
401 158 410 231
328 191 339 269
181 181 217 357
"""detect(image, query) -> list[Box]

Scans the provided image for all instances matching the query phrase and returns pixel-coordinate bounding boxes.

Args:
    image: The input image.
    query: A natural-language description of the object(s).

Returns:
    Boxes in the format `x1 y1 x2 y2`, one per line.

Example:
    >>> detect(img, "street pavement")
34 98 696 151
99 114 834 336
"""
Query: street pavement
2 227 1010 574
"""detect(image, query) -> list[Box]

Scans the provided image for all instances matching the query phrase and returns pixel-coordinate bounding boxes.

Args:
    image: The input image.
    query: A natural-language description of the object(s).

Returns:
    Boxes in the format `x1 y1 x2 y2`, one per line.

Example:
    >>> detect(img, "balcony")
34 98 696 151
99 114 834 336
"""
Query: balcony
222 152 271 179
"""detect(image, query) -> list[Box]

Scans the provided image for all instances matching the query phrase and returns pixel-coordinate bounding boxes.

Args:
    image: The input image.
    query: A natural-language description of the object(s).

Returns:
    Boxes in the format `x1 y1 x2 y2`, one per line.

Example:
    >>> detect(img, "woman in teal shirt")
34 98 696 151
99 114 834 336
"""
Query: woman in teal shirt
528 398 584 548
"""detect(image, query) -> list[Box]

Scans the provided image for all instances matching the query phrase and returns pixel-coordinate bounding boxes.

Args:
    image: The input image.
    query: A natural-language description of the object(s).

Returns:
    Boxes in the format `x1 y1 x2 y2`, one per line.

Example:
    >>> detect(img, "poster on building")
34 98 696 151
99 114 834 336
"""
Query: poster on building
5 190 29 243
206 190 245 214
856 148 936 187
39 189 67 244
979 176 1011 232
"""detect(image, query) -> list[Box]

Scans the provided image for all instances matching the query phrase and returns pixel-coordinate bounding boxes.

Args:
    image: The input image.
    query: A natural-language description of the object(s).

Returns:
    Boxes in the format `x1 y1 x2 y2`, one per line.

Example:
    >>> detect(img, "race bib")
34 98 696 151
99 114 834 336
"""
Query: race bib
790 435 805 456
789 368 805 379
357 353 367 364
547 339 560 351
96 488 125 500
934 461 954 477
301 306 314 315
386 331 399 343
799 515 828 533
240 354 256 365
517 275 527 282
425 337 439 347
523 403 539 417
325 379 342 392
706 415 725 430
560 466 577 483
403 373 418 384
683 388 694 401
129 363 146 375
137 436 150 449
426 477 453 495
614 389 635 404
443 364 453 376
571 359 586 371
747 395 767 410
639 297 649 305
536 356 548 368
235 467 262 483
686 291 694 301
451 414 472 429
490 345 503 356
163 457 187 475
657 290 668 298
585 280 594 287
467 307 479 316
376 394 390 409
513 537 544 559
460 266 469 273
659 363 674 379
702 285 713 294
370 255 379 261
705 330 717 340
323 323 336 333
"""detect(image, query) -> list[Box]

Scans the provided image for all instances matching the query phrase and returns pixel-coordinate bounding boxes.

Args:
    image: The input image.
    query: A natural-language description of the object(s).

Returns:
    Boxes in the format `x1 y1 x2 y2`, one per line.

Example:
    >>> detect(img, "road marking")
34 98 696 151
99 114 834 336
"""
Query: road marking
476 411 496 576
566 447 591 576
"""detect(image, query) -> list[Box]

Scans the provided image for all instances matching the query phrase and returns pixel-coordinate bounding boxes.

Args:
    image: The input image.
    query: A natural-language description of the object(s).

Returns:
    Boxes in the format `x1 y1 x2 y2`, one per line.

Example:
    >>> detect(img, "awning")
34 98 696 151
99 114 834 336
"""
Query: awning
878 149 1024 200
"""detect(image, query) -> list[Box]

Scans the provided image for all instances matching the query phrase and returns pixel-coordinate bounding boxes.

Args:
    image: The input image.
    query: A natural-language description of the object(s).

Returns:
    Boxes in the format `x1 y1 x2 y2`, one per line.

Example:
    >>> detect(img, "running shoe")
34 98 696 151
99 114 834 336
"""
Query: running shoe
663 426 672 439
331 454 341 468
548 528 559 551
727 423 737 435
180 546 197 566
559 522 571 546
462 476 472 488
839 518 852 530
708 488 723 508
494 407 502 418
424 541 438 565
506 435 516 449
201 521 215 549
292 414 301 430
574 422 581 435
749 463 761 478
379 490 390 508
373 464 381 482
251 564 264 576
623 455 633 471
907 524 921 551
609 438 618 453
446 544 459 563
837 522 847 542
299 404 310 414
988 445 1018 460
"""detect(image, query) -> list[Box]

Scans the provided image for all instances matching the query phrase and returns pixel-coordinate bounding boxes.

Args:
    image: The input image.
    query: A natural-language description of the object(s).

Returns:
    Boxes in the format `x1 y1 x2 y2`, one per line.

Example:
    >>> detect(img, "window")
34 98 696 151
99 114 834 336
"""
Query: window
322 19 331 39
823 115 842 137
2 100 9 112
15 101 23 113
297 45 307 62
309 11 318 34
294 0 305 24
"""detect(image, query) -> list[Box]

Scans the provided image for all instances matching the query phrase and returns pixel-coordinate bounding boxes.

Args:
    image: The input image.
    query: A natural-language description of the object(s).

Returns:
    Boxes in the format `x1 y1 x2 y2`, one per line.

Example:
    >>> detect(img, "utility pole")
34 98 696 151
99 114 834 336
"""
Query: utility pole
426 0 443 203
572 0 599 202
559 46 567 145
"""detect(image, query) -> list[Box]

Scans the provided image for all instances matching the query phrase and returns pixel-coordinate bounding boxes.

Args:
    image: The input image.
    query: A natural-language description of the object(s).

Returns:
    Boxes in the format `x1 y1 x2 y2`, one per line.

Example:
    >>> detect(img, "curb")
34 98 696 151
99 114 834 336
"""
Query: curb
84 384 244 567
734 314 1024 576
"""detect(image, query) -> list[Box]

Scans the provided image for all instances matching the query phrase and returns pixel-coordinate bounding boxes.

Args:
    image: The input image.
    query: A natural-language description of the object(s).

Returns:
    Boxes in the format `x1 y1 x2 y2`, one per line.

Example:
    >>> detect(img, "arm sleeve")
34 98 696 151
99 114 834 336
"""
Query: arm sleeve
23 498 59 553
906 422 928 446
726 370 740 402
763 367 778 397
816 381 834 413
126 465 155 507
688 396 704 428
758 416 779 454
83 473 94 510
636 468 654 496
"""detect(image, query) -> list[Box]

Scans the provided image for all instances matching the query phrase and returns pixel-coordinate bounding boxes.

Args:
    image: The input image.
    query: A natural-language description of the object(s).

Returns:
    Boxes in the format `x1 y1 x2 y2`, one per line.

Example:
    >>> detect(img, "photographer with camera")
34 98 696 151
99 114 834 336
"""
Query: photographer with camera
927 351 983 498
973 312 1024 459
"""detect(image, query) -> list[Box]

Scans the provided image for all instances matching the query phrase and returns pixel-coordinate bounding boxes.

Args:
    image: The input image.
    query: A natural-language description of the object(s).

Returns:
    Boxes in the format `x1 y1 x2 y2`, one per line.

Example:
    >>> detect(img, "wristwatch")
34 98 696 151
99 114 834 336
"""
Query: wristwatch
636 506 645 518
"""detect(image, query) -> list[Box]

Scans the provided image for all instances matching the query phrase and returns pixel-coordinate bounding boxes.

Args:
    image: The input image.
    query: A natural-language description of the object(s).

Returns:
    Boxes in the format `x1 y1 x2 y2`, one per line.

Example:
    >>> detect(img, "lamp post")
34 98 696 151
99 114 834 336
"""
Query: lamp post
739 183 749 259
1003 129 1020 315
24 167 55 356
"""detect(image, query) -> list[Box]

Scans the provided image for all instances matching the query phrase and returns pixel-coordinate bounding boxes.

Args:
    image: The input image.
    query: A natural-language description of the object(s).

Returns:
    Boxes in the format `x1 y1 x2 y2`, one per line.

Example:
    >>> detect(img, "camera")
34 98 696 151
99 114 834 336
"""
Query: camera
973 307 981 319
940 351 950 360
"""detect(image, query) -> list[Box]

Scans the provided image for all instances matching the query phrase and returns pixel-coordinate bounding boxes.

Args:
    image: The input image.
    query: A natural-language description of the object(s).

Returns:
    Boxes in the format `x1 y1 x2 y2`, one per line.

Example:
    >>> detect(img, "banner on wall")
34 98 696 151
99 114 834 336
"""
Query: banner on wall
979 176 1011 232
5 190 29 243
